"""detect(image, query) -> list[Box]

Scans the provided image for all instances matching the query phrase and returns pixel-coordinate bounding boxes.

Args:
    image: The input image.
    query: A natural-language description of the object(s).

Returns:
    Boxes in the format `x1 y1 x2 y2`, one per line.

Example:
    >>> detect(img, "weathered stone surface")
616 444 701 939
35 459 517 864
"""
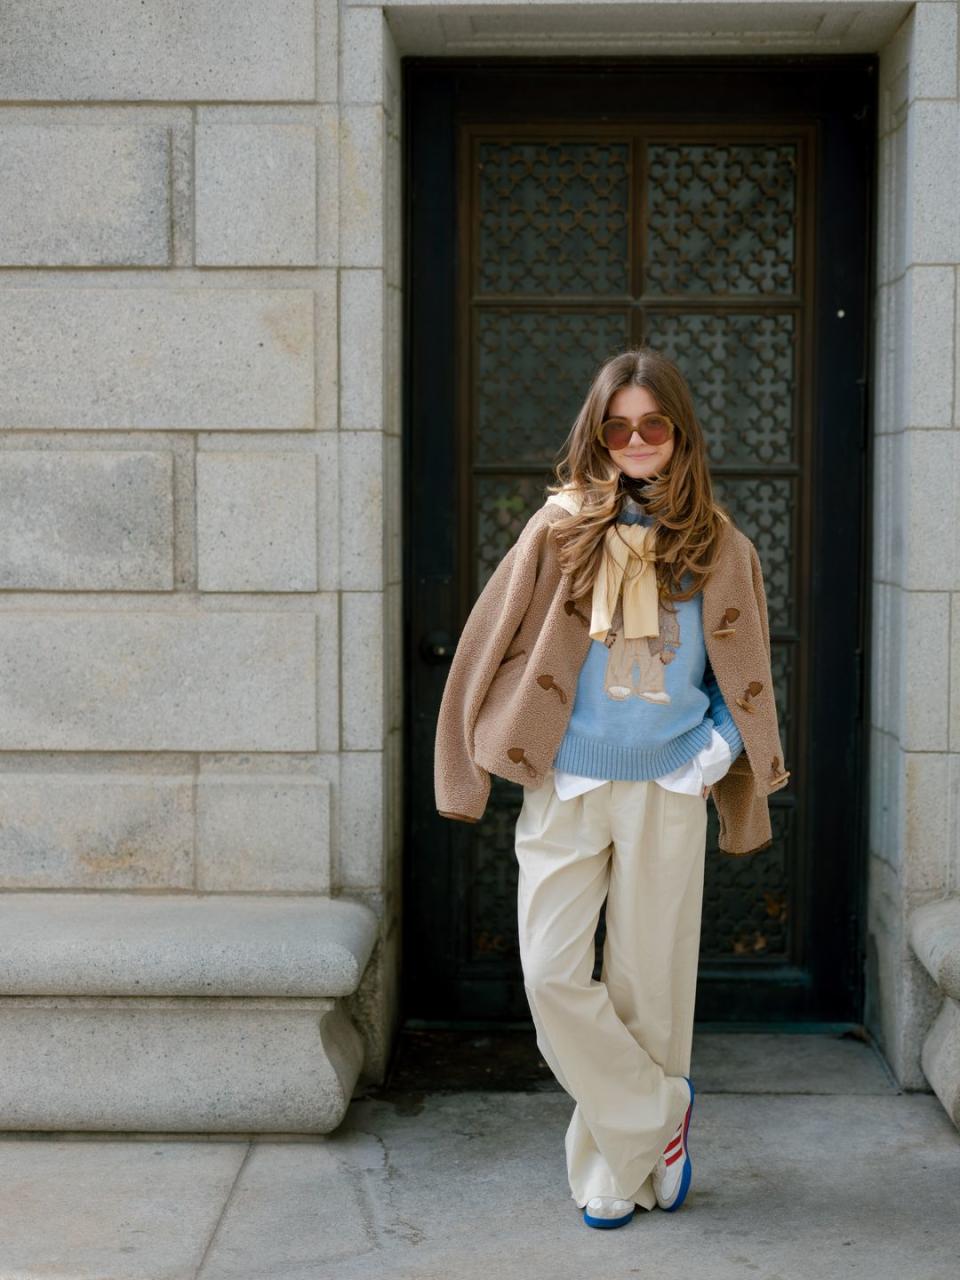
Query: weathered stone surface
920 994 960 1127
0 288 315 431
0 123 171 265
0 613 316 751
910 896 960 999
339 751 383 890
342 592 384 750
339 431 384 590
339 106 383 266
0 772 193 889
0 0 317 101
0 450 174 589
197 775 331 891
196 123 317 265
339 269 383 430
196 452 318 592
0 995 363 1132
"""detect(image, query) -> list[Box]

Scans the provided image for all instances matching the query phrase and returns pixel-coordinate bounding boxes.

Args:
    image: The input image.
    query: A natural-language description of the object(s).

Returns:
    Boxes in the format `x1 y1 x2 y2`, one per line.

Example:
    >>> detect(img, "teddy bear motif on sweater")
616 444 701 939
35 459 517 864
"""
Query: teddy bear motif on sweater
601 589 681 704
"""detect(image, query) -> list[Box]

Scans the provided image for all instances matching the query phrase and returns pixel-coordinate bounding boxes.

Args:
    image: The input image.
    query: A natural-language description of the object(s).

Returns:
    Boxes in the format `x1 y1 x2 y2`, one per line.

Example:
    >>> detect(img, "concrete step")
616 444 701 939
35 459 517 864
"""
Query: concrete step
0 892 379 1133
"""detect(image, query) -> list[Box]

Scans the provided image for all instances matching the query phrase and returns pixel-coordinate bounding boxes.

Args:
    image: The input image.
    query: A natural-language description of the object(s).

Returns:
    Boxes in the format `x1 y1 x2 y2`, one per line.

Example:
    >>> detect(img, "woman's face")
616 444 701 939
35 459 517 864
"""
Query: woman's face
600 383 675 481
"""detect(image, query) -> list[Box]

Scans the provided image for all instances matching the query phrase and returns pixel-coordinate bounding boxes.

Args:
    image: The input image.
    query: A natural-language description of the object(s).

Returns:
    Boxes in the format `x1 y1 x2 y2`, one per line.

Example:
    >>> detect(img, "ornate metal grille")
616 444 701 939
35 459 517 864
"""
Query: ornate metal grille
464 127 805 968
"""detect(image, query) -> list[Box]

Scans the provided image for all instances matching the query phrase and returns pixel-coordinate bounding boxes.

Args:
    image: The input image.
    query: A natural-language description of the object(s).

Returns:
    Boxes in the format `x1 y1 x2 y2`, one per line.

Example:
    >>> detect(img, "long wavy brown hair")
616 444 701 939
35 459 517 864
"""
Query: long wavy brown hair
546 346 734 608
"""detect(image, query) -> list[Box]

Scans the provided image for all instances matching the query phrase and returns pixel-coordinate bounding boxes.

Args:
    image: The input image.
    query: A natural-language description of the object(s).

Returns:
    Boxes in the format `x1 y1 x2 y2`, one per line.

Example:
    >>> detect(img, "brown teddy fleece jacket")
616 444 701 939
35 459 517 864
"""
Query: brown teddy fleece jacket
434 491 791 856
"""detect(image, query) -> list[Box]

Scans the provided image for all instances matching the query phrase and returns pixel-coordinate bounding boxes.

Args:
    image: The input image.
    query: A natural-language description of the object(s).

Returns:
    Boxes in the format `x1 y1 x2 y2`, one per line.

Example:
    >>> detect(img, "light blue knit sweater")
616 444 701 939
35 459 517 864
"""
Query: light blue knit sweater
551 498 744 780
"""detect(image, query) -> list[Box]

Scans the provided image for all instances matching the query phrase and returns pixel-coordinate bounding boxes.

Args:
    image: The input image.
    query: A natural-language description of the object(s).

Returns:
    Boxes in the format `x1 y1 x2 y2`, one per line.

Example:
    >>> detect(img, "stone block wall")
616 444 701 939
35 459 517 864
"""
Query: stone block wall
0 0 404 1083
2 0 959 1102
867 2 960 1088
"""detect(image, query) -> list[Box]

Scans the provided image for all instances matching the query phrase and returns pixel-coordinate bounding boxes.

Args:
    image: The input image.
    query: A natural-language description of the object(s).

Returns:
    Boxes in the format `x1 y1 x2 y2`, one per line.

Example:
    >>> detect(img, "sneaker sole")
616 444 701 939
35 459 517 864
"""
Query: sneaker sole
661 1075 694 1213
583 1206 636 1229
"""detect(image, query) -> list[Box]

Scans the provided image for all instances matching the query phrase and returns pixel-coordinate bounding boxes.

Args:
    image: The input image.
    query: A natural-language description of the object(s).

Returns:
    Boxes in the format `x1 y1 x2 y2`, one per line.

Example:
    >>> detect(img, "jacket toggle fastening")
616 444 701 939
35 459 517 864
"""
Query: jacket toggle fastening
564 598 591 629
506 746 538 779
712 606 740 637
770 754 790 787
537 673 567 703
736 680 764 713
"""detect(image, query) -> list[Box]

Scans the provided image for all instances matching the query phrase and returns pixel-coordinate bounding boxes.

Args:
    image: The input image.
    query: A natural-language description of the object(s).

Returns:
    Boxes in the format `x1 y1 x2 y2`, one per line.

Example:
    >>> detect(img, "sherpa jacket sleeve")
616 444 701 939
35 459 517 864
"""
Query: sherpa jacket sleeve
703 658 744 761
749 538 773 665
434 510 550 823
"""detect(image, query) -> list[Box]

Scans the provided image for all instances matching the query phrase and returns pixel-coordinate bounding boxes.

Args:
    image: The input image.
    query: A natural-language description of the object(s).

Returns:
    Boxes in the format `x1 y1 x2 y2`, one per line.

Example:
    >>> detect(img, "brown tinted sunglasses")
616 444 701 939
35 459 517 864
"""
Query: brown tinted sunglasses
597 412 676 451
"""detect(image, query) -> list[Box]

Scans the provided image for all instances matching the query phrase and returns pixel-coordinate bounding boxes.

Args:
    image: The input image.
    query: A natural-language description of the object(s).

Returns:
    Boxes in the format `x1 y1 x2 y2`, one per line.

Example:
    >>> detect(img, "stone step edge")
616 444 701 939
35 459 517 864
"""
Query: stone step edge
909 895 960 1001
0 891 379 999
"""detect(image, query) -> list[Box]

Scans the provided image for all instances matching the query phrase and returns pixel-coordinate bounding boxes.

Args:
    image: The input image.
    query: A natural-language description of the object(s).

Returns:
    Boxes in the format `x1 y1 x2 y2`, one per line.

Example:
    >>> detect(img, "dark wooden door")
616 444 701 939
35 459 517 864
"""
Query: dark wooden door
404 58 874 1025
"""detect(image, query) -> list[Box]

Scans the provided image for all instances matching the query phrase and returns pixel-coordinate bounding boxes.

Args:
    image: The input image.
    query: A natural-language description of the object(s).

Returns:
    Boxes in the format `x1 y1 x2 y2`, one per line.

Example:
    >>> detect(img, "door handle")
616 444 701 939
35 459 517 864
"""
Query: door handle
421 630 455 664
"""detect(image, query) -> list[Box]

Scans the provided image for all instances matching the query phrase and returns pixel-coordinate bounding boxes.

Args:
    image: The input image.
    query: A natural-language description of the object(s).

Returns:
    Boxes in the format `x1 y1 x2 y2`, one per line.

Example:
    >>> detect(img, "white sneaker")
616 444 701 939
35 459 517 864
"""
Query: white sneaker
652 1075 694 1212
583 1196 636 1229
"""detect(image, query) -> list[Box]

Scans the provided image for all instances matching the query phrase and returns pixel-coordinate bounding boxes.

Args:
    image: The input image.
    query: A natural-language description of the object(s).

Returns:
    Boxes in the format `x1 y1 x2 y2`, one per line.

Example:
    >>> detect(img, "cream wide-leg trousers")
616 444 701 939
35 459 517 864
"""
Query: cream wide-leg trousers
514 770 709 1211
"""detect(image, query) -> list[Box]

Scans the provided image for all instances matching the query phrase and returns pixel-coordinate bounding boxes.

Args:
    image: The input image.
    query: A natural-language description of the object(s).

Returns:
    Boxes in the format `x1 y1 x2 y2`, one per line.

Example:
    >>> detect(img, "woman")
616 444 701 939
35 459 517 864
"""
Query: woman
434 346 790 1229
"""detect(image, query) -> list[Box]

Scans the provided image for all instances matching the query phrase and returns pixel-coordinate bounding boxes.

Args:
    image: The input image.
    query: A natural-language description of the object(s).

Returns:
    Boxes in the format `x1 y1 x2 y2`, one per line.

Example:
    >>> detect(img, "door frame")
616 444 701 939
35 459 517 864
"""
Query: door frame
402 55 876 1026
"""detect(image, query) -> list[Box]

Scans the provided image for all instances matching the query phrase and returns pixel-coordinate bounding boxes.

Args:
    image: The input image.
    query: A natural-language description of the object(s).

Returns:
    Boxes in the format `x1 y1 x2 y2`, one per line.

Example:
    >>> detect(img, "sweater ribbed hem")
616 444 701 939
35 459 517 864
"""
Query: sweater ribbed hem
552 719 714 781
713 714 744 760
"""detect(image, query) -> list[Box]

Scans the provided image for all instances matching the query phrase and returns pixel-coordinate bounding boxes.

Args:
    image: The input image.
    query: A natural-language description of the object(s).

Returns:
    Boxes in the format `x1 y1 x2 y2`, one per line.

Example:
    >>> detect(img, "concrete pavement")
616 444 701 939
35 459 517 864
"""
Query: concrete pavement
1 1032 957 1280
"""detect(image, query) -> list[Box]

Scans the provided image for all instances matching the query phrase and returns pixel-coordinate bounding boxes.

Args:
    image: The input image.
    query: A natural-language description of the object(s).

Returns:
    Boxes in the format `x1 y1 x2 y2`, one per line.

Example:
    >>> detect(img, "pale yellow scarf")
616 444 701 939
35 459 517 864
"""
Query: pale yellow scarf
589 522 660 643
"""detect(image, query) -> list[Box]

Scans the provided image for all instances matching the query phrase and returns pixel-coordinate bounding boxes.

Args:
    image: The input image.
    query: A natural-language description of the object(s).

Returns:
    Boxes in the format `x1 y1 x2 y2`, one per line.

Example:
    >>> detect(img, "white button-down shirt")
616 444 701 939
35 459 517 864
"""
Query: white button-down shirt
552 727 732 802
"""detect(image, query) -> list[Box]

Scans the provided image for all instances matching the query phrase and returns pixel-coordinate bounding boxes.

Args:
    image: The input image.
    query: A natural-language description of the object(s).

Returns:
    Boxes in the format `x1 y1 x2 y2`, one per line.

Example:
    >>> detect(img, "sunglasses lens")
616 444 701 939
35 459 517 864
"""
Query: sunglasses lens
601 422 633 450
642 415 672 444
599 414 673 449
